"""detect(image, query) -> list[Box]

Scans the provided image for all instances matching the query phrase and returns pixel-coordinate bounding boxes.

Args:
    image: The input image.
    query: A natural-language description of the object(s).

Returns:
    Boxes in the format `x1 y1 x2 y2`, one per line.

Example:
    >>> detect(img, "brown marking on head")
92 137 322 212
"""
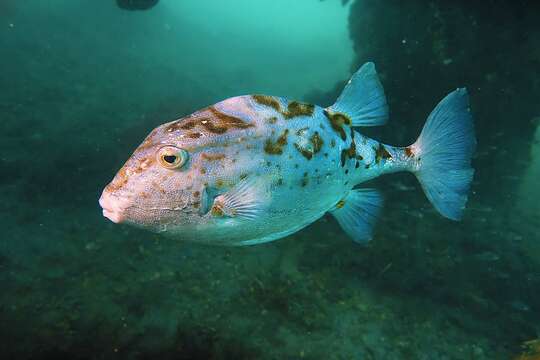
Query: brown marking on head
201 153 226 161
165 120 192 132
294 143 313 160
132 156 154 175
105 167 129 193
264 129 289 155
187 132 202 139
323 110 350 141
336 199 346 209
168 107 254 135
252 95 281 112
193 191 200 198
200 167 207 175
375 143 392 164
216 179 225 188
209 107 254 131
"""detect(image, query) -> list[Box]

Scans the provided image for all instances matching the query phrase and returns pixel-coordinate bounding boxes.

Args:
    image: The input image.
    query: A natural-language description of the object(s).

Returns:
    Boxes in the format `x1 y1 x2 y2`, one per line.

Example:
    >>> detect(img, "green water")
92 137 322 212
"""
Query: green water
1 0 540 358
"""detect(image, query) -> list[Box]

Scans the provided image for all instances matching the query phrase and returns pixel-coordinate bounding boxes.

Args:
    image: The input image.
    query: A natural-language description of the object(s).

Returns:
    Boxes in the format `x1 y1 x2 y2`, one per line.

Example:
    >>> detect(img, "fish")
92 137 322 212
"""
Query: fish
99 62 476 246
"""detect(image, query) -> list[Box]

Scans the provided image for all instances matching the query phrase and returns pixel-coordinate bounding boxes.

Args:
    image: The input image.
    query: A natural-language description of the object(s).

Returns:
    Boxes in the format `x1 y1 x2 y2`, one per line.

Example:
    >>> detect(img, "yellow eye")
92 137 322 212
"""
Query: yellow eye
157 146 189 169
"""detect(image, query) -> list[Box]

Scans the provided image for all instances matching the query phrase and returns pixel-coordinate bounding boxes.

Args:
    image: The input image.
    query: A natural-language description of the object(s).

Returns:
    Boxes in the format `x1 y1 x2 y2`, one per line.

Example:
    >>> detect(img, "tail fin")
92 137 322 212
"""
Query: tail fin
411 88 476 220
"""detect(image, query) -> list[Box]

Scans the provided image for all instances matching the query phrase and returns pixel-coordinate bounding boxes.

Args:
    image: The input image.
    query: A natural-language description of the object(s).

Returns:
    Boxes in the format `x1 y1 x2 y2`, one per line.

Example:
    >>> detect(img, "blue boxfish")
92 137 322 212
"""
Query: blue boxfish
99 63 476 246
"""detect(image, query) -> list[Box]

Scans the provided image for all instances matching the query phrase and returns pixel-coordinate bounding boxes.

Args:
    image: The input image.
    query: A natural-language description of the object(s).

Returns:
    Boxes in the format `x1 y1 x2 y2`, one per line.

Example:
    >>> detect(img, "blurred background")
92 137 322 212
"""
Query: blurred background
1 0 539 358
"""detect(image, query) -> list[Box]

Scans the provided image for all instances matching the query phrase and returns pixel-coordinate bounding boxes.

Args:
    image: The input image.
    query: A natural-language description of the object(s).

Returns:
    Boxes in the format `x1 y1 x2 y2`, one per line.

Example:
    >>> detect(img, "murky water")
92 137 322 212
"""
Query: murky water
1 1 539 358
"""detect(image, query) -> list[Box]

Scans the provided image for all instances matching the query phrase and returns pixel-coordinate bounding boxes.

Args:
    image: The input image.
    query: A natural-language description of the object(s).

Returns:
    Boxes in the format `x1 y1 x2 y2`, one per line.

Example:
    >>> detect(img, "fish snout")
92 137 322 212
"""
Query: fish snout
99 191 129 224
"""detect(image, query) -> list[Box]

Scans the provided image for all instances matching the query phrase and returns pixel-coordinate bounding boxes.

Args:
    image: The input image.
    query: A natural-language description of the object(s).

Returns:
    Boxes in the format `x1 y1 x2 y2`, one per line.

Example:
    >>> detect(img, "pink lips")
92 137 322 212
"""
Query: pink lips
99 192 126 224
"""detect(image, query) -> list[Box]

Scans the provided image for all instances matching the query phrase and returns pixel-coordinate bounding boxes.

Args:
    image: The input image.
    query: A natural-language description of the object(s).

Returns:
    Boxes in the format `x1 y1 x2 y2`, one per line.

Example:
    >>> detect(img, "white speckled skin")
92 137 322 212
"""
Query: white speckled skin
100 95 412 245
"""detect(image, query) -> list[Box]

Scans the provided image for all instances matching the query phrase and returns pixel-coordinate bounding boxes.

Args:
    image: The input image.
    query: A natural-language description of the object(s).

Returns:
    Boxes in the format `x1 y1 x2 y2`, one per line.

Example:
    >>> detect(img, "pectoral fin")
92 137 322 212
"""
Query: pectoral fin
330 188 383 244
210 177 268 220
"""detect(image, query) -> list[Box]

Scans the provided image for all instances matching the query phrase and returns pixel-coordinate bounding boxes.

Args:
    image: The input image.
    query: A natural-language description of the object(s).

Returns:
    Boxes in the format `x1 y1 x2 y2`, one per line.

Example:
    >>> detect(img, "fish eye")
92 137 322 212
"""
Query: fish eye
157 146 189 169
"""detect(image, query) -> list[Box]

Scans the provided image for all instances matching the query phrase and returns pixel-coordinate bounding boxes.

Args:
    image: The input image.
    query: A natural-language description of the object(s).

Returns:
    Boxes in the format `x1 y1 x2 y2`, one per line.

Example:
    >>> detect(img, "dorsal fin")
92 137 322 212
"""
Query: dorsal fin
328 62 389 127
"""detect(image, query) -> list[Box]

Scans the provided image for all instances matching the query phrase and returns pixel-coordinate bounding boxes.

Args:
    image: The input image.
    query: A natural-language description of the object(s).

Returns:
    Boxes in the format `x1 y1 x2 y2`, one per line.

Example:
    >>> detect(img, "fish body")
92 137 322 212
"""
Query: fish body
99 63 476 246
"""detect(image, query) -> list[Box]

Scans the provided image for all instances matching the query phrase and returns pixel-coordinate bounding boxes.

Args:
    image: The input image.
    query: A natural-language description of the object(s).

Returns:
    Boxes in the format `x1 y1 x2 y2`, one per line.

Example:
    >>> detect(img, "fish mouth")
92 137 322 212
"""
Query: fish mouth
99 192 127 224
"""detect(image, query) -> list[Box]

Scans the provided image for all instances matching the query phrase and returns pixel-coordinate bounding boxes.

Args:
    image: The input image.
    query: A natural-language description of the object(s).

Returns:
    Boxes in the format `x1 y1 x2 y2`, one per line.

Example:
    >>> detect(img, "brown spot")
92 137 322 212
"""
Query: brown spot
293 131 324 160
216 179 224 188
283 101 315 119
301 172 309 187
340 150 347 167
336 199 346 209
193 191 200 197
324 110 351 140
200 167 207 174
375 143 392 164
193 201 200 208
294 143 313 160
211 204 224 217
405 146 414 157
264 129 289 155
140 192 149 199
201 153 226 161
340 138 357 167
253 95 281 112
266 116 278 124
310 132 324 153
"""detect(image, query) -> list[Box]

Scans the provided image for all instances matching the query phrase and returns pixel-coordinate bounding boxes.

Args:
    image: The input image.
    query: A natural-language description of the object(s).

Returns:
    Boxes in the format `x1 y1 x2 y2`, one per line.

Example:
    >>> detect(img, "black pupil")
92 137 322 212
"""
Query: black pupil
163 155 177 164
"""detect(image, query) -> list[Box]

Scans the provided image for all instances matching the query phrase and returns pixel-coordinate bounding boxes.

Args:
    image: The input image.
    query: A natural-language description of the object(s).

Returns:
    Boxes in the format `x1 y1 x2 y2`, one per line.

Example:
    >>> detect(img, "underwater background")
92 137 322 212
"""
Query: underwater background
1 0 540 358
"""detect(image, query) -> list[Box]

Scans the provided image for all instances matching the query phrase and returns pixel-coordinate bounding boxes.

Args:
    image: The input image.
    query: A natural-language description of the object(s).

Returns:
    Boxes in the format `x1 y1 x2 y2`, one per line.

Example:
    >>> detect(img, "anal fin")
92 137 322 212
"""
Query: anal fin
330 188 383 244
